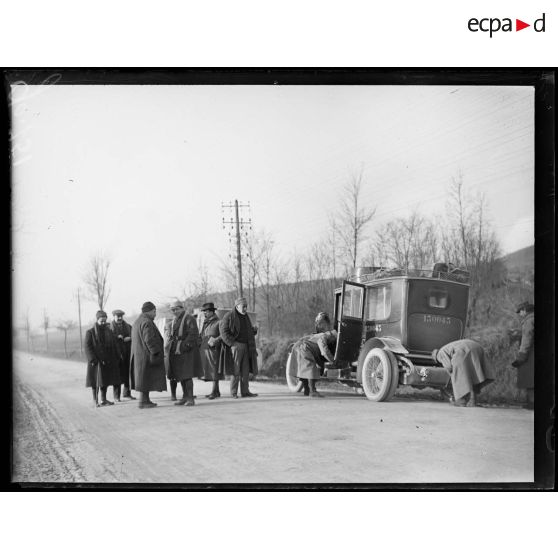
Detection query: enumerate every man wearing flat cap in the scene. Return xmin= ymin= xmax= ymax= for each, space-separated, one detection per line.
xmin=165 ymin=300 xmax=203 ymax=406
xmin=199 ymin=302 xmax=223 ymax=399
xmin=85 ymin=310 xmax=120 ymax=407
xmin=511 ymin=301 xmax=535 ymax=409
xmin=109 ymin=309 xmax=135 ymax=401
xmin=219 ymin=296 xmax=259 ymax=398
xmin=130 ymin=301 xmax=167 ymax=409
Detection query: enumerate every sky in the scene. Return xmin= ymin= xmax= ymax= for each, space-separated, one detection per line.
xmin=11 ymin=83 xmax=534 ymax=328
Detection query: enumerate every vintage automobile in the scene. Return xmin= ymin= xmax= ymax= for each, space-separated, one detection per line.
xmin=285 ymin=263 xmax=471 ymax=401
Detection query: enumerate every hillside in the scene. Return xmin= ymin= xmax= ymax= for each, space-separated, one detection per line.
xmin=500 ymin=245 xmax=534 ymax=274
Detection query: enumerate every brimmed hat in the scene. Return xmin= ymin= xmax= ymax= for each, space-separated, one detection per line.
xmin=234 ymin=297 xmax=247 ymax=307
xmin=141 ymin=301 xmax=156 ymax=313
xmin=170 ymin=300 xmax=184 ymax=309
xmin=112 ymin=309 xmax=125 ymax=316
xmin=515 ymin=301 xmax=534 ymax=313
xmin=201 ymin=302 xmax=216 ymax=312
xmin=96 ymin=310 xmax=107 ymax=319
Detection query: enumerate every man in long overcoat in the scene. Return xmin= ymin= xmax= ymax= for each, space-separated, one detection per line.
xmin=511 ymin=301 xmax=535 ymax=409
xmin=130 ymin=301 xmax=167 ymax=409
xmin=199 ymin=302 xmax=223 ymax=400
xmin=109 ymin=309 xmax=135 ymax=401
xmin=432 ymin=338 xmax=494 ymax=407
xmin=165 ymin=300 xmax=203 ymax=406
xmin=218 ymin=296 xmax=258 ymax=398
xmin=85 ymin=310 xmax=120 ymax=407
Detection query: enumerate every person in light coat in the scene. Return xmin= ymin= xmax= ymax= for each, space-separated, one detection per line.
xmin=432 ymin=339 xmax=494 ymax=407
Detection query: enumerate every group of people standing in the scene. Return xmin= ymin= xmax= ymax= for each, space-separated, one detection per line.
xmin=85 ymin=296 xmax=259 ymax=409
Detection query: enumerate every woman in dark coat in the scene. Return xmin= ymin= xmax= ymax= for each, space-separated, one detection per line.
xmin=512 ymin=302 xmax=535 ymax=409
xmin=130 ymin=301 xmax=167 ymax=409
xmin=292 ymin=329 xmax=337 ymax=398
xmin=199 ymin=302 xmax=223 ymax=399
xmin=85 ymin=310 xmax=120 ymax=407
xmin=166 ymin=301 xmax=203 ymax=406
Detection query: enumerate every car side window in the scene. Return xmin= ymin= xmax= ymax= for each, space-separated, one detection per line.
xmin=342 ymin=285 xmax=363 ymax=318
xmin=366 ymin=284 xmax=391 ymax=320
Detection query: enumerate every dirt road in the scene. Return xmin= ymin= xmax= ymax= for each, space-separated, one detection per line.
xmin=12 ymin=351 xmax=533 ymax=484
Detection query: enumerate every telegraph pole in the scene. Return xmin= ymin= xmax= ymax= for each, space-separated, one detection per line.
xmin=222 ymin=199 xmax=251 ymax=298
xmin=77 ymin=287 xmax=83 ymax=356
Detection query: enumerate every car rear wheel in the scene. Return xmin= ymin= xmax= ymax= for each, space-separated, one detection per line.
xmin=361 ymin=348 xmax=399 ymax=402
xmin=285 ymin=351 xmax=303 ymax=393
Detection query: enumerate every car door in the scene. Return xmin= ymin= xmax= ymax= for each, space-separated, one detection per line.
xmin=333 ymin=280 xmax=366 ymax=364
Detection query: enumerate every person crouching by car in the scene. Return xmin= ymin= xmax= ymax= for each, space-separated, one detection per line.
xmin=218 ymin=297 xmax=259 ymax=398
xmin=292 ymin=327 xmax=338 ymax=398
xmin=432 ymin=339 xmax=494 ymax=407
xmin=199 ymin=302 xmax=223 ymax=400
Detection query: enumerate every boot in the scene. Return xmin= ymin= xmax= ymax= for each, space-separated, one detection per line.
xmin=100 ymin=387 xmax=114 ymax=406
xmin=467 ymin=391 xmax=477 ymax=407
xmin=170 ymin=379 xmax=178 ymax=401
xmin=185 ymin=379 xmax=195 ymax=406
xmin=302 ymin=379 xmax=310 ymax=396
xmin=122 ymin=385 xmax=136 ymax=400
xmin=139 ymin=391 xmax=156 ymax=409
xmin=309 ymin=379 xmax=324 ymax=398
xmin=114 ymin=385 xmax=121 ymax=402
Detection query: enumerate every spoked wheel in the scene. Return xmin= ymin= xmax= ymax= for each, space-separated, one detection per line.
xmin=361 ymin=348 xmax=399 ymax=402
xmin=285 ymin=351 xmax=303 ymax=393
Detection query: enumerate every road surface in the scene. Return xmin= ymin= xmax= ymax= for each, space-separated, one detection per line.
xmin=12 ymin=351 xmax=533 ymax=484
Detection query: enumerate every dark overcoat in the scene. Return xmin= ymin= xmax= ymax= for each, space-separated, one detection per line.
xmin=436 ymin=339 xmax=494 ymax=401
xmin=292 ymin=331 xmax=337 ymax=380
xmin=130 ymin=312 xmax=167 ymax=392
xmin=516 ymin=312 xmax=534 ymax=389
xmin=218 ymin=309 xmax=258 ymax=377
xmin=85 ymin=324 xmax=120 ymax=388
xmin=109 ymin=320 xmax=132 ymax=384
xmin=200 ymin=313 xmax=224 ymax=381
xmin=166 ymin=312 xmax=203 ymax=381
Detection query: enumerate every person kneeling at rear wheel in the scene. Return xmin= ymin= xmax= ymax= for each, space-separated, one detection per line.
xmin=292 ymin=328 xmax=338 ymax=398
xmin=432 ymin=339 xmax=494 ymax=407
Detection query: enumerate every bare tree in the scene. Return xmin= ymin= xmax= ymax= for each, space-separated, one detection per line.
xmin=56 ymin=320 xmax=77 ymax=358
xmin=42 ymin=308 xmax=50 ymax=351
xmin=84 ymin=253 xmax=111 ymax=310
xmin=374 ymin=212 xmax=440 ymax=271
xmin=332 ymin=169 xmax=376 ymax=270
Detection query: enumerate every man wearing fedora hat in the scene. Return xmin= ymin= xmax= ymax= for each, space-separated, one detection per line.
xmin=199 ymin=302 xmax=223 ymax=399
xmin=511 ymin=301 xmax=535 ymax=409
xmin=219 ymin=296 xmax=259 ymax=398
xmin=109 ymin=309 xmax=135 ymax=401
